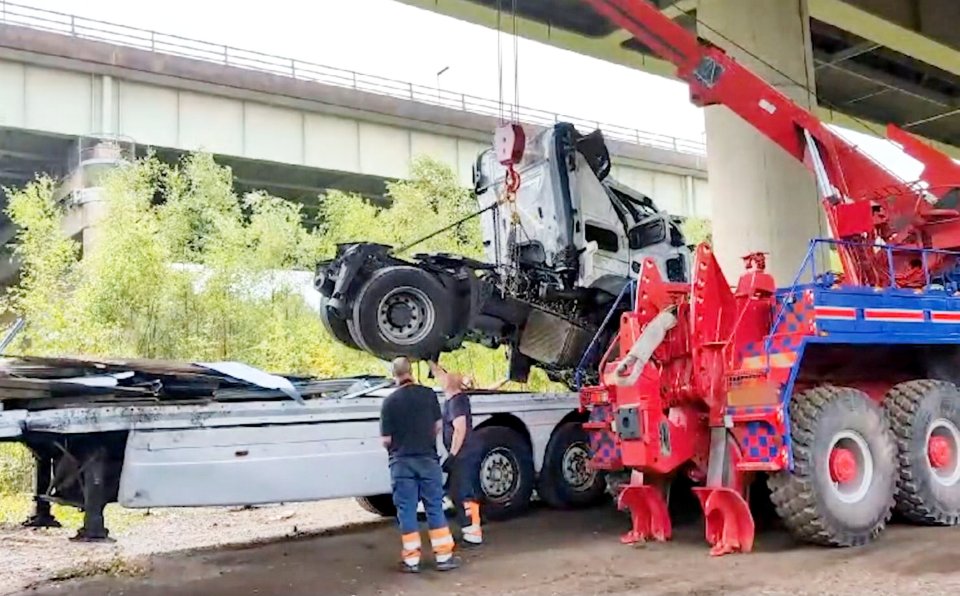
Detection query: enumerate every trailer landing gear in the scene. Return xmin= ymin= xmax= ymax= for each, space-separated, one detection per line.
xmin=22 ymin=452 xmax=61 ymax=529
xmin=71 ymin=447 xmax=113 ymax=543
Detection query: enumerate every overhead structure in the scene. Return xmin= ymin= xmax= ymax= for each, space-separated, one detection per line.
xmin=397 ymin=0 xmax=960 ymax=153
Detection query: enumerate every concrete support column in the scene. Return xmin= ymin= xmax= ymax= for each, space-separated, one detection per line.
xmin=100 ymin=75 xmax=114 ymax=135
xmin=61 ymin=190 xmax=108 ymax=257
xmin=697 ymin=0 xmax=825 ymax=283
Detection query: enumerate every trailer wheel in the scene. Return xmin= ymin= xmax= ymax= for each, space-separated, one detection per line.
xmin=320 ymin=296 xmax=360 ymax=350
xmin=472 ymin=426 xmax=535 ymax=521
xmin=538 ymin=422 xmax=606 ymax=509
xmin=349 ymin=266 xmax=451 ymax=360
xmin=768 ymin=385 xmax=896 ymax=547
xmin=885 ymin=380 xmax=960 ymax=525
xmin=356 ymin=494 xmax=397 ymax=518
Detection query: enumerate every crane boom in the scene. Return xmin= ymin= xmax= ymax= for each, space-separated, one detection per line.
xmin=583 ymin=0 xmax=960 ymax=287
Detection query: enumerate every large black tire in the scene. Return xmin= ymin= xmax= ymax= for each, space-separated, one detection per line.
xmin=349 ymin=266 xmax=451 ymax=360
xmin=355 ymin=494 xmax=397 ymax=518
xmin=538 ymin=422 xmax=606 ymax=509
xmin=471 ymin=426 xmax=535 ymax=521
xmin=885 ymin=380 xmax=960 ymax=525
xmin=768 ymin=385 xmax=897 ymax=547
xmin=319 ymin=296 xmax=359 ymax=350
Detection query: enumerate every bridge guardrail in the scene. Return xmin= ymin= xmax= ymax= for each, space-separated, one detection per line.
xmin=0 ymin=1 xmax=706 ymax=156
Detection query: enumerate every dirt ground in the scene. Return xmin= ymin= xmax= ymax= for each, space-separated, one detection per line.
xmin=0 ymin=499 xmax=382 ymax=595
xmin=12 ymin=502 xmax=960 ymax=596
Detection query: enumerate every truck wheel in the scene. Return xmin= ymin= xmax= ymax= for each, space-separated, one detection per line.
xmin=538 ymin=422 xmax=606 ymax=509
xmin=356 ymin=494 xmax=397 ymax=518
xmin=349 ymin=266 xmax=451 ymax=360
xmin=768 ymin=385 xmax=896 ymax=547
xmin=320 ymin=296 xmax=359 ymax=350
xmin=885 ymin=380 xmax=960 ymax=525
xmin=473 ymin=426 xmax=535 ymax=521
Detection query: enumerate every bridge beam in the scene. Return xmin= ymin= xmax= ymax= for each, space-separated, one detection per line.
xmin=698 ymin=0 xmax=825 ymax=282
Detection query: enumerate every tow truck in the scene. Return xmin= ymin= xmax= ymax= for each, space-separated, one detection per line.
xmin=319 ymin=0 xmax=960 ymax=557
xmin=575 ymin=0 xmax=960 ymax=556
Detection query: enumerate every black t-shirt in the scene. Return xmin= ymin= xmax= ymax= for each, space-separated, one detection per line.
xmin=442 ymin=392 xmax=473 ymax=454
xmin=380 ymin=383 xmax=441 ymax=460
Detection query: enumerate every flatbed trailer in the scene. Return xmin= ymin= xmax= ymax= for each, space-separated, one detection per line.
xmin=0 ymin=379 xmax=605 ymax=540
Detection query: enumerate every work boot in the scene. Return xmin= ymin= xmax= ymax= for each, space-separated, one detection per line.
xmin=435 ymin=555 xmax=462 ymax=572
xmin=398 ymin=562 xmax=421 ymax=574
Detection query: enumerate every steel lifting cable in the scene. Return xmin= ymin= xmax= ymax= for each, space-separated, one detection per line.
xmin=396 ymin=1 xmax=524 ymax=260
xmin=393 ymin=201 xmax=500 ymax=255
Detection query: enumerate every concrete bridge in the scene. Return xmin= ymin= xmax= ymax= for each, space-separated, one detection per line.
xmin=0 ymin=2 xmax=711 ymax=266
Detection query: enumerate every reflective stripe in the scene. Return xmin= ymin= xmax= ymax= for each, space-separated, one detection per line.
xmin=463 ymin=524 xmax=482 ymax=536
xmin=401 ymin=531 xmax=421 ymax=564
xmin=465 ymin=501 xmax=481 ymax=526
xmin=430 ymin=528 xmax=454 ymax=561
xmin=435 ymin=551 xmax=452 ymax=563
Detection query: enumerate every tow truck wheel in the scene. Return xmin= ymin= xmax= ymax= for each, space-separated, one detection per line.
xmin=768 ymin=385 xmax=896 ymax=547
xmin=885 ymin=380 xmax=960 ymax=525
xmin=472 ymin=426 xmax=535 ymax=521
xmin=538 ymin=422 xmax=606 ymax=509
xmin=319 ymin=296 xmax=360 ymax=350
xmin=356 ymin=494 xmax=397 ymax=518
xmin=349 ymin=266 xmax=451 ymax=360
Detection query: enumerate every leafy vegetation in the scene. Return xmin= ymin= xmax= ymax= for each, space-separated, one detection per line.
xmin=681 ymin=216 xmax=712 ymax=246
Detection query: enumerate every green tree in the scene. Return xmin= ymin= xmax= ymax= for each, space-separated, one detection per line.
xmin=681 ymin=217 xmax=712 ymax=245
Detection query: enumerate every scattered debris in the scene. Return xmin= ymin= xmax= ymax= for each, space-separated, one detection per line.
xmin=0 ymin=355 xmax=388 ymax=410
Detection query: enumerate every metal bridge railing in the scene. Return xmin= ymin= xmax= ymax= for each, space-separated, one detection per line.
xmin=0 ymin=1 xmax=707 ymax=156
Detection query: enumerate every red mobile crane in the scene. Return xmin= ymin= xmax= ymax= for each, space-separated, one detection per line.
xmin=578 ymin=0 xmax=960 ymax=556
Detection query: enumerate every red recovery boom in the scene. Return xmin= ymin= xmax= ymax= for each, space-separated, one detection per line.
xmin=584 ymin=0 xmax=960 ymax=287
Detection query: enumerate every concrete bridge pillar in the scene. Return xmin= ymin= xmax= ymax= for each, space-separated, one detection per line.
xmin=697 ymin=0 xmax=826 ymax=283
xmin=59 ymin=135 xmax=133 ymax=256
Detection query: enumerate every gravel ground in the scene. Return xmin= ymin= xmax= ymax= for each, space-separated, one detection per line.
xmin=11 ymin=503 xmax=960 ymax=596
xmin=0 ymin=499 xmax=382 ymax=595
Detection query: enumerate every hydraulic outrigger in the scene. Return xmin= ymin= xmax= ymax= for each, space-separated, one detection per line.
xmin=579 ymin=0 xmax=960 ymax=556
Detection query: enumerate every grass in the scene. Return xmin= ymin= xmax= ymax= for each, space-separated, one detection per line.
xmin=50 ymin=556 xmax=149 ymax=582
xmin=0 ymin=494 xmax=151 ymax=532
xmin=0 ymin=443 xmax=34 ymax=495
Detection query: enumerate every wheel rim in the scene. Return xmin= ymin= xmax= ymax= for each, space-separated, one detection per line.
xmin=926 ymin=418 xmax=960 ymax=486
xmin=826 ymin=430 xmax=874 ymax=504
xmin=561 ymin=442 xmax=596 ymax=491
xmin=480 ymin=448 xmax=518 ymax=501
xmin=375 ymin=286 xmax=436 ymax=346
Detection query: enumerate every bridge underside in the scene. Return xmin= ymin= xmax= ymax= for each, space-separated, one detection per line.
xmin=398 ymin=0 xmax=960 ymax=155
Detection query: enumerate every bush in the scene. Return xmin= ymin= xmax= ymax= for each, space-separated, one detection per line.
xmin=0 ymin=444 xmax=34 ymax=495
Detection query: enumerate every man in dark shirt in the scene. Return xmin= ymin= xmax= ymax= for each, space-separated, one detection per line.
xmin=429 ymin=361 xmax=483 ymax=546
xmin=380 ymin=357 xmax=459 ymax=573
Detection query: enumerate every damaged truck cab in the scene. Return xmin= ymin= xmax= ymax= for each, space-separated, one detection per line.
xmin=315 ymin=123 xmax=691 ymax=385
